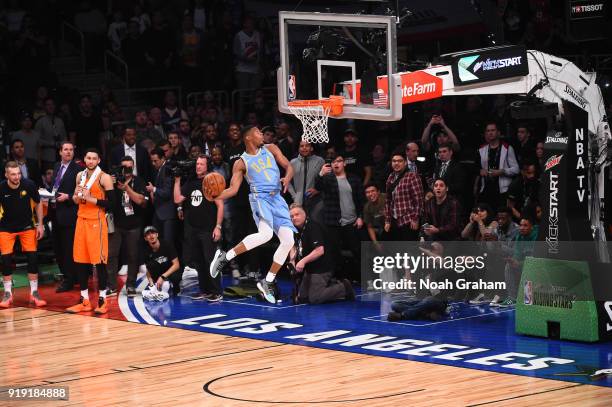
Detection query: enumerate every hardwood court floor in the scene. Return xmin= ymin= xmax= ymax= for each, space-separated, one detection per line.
xmin=1 ymin=307 xmax=611 ymax=406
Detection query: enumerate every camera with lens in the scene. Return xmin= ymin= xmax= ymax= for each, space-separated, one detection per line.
xmin=111 ymin=165 xmax=133 ymax=184
xmin=168 ymin=159 xmax=196 ymax=179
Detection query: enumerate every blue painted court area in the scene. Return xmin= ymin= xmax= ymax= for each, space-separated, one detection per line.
xmin=125 ymin=276 xmax=612 ymax=387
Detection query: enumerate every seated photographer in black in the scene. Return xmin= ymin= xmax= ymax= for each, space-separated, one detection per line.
xmin=142 ymin=226 xmax=180 ymax=300
xmin=388 ymin=242 xmax=454 ymax=321
xmin=289 ymin=203 xmax=355 ymax=304
xmin=107 ymin=156 xmax=148 ymax=296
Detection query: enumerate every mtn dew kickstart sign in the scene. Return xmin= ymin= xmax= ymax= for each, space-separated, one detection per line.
xmin=451 ymin=45 xmax=528 ymax=86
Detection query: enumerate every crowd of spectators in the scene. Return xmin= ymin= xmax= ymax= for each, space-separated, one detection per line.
xmin=0 ymin=1 xmax=611 ymax=314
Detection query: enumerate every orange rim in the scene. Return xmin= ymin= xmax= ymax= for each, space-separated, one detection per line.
xmin=288 ymin=95 xmax=344 ymax=116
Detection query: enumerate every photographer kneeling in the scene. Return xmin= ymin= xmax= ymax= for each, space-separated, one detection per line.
xmin=108 ymin=156 xmax=148 ymax=296
xmin=289 ymin=204 xmax=355 ymax=304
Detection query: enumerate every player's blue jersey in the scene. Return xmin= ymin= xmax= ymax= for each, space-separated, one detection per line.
xmin=241 ymin=146 xmax=281 ymax=193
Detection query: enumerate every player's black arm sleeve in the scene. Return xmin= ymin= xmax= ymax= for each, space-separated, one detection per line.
xmin=95 ymin=190 xmax=116 ymax=210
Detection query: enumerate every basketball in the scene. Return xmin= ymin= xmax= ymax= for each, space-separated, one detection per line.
xmin=203 ymin=172 xmax=226 ymax=201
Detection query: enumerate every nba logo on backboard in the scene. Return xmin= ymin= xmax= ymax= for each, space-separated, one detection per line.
xmin=524 ymin=280 xmax=533 ymax=305
xmin=288 ymin=75 xmax=296 ymax=100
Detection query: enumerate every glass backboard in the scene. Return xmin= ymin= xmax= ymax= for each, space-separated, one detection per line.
xmin=277 ymin=11 xmax=402 ymax=121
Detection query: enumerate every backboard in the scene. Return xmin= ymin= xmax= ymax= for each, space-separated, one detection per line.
xmin=277 ymin=11 xmax=402 ymax=121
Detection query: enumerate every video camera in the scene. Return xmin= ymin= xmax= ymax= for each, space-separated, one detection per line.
xmin=110 ymin=165 xmax=133 ymax=184
xmin=167 ymin=159 xmax=196 ymax=179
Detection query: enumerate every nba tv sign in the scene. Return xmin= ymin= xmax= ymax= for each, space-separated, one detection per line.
xmin=451 ymin=46 xmax=528 ymax=86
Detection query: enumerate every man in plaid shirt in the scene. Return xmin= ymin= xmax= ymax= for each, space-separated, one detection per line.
xmin=384 ymin=149 xmax=424 ymax=241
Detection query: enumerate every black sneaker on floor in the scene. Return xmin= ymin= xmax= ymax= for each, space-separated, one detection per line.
xmin=210 ymin=249 xmax=227 ymax=278
xmin=387 ymin=311 xmax=403 ymax=322
xmin=342 ymin=279 xmax=356 ymax=301
xmin=126 ymin=287 xmax=137 ymax=297
xmin=206 ymin=294 xmax=223 ymax=303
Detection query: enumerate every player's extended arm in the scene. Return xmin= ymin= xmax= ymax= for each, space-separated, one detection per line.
xmin=214 ymin=160 xmax=245 ymax=201
xmin=267 ymin=143 xmax=293 ymax=193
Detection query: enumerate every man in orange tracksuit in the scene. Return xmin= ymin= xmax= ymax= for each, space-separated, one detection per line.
xmin=66 ymin=149 xmax=115 ymax=314
xmin=0 ymin=161 xmax=46 ymax=308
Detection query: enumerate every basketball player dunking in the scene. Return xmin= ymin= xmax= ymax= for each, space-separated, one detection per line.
xmin=209 ymin=126 xmax=296 ymax=303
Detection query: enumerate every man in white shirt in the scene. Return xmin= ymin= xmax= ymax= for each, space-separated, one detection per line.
xmin=233 ymin=15 xmax=262 ymax=90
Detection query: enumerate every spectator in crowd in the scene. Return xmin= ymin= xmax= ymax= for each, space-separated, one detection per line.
xmin=421 ymin=178 xmax=462 ymax=241
xmin=146 ymin=148 xmax=177 ymax=244
xmin=69 ymin=95 xmax=105 ymax=158
xmin=177 ymin=119 xmax=192 ymax=151
xmin=107 ymin=156 xmax=147 ymax=296
xmin=431 ymin=142 xmax=466 ymax=201
xmin=202 ymin=123 xmax=220 ymax=156
xmin=131 ymin=3 xmax=151 ymax=34
xmin=149 ymin=107 xmax=166 ymax=140
xmin=35 ymin=97 xmax=67 ymax=168
xmin=501 ymin=216 xmax=538 ymax=307
xmin=535 ymin=141 xmax=545 ymax=173
xmin=143 ymin=12 xmax=175 ymax=86
xmin=339 ymin=129 xmax=372 ymax=185
xmin=262 ymin=125 xmax=276 ymax=145
xmin=315 ymin=153 xmax=364 ymax=281
xmin=507 ymin=160 xmax=540 ymax=221
xmin=167 ymin=132 xmax=188 ymax=160
xmin=363 ymin=183 xmax=386 ymax=251
xmin=477 ymin=121 xmax=519 ymax=210
xmin=174 ymin=155 xmax=223 ymax=302
xmin=12 ymin=113 xmax=41 ymax=164
xmin=74 ymin=1 xmax=107 ymax=69
xmin=420 ymin=113 xmax=461 ymax=154
xmin=233 ymin=14 xmax=262 ymax=90
xmin=288 ymin=140 xmax=324 ymax=213
xmin=41 ymin=167 xmax=54 ymax=191
xmin=275 ymin=122 xmax=296 ymax=161
xmin=8 ymin=139 xmax=41 ymax=187
xmin=496 ymin=206 xmax=519 ymax=248
xmin=111 ymin=127 xmax=152 ymax=183
xmin=370 ymin=143 xmax=389 ymax=190
xmin=178 ymin=12 xmax=204 ymax=93
xmin=513 ymin=124 xmax=536 ymax=165
xmin=189 ymin=144 xmax=202 ymax=159
xmin=52 ymin=142 xmax=80 ymax=293
xmin=384 ymin=150 xmax=424 ymax=241
xmin=142 ymin=226 xmax=180 ymax=301
xmin=161 ymin=90 xmax=188 ymax=133
xmin=157 ymin=139 xmax=173 ymax=160
xmin=405 ymin=141 xmax=428 ymax=192
xmin=289 ymin=204 xmax=355 ymax=304
xmin=134 ymin=110 xmax=161 ymax=145
xmin=107 ymin=10 xmax=127 ymax=54
xmin=121 ymin=20 xmax=146 ymax=85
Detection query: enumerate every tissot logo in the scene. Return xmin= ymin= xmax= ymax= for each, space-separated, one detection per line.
xmin=544 ymin=154 xmax=563 ymax=171
xmin=572 ymin=4 xmax=604 ymax=13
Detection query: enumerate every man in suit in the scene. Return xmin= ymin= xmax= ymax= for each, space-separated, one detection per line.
xmin=146 ymin=148 xmax=177 ymax=246
xmin=51 ymin=142 xmax=81 ymax=292
xmin=8 ymin=139 xmax=41 ymax=187
xmin=110 ymin=127 xmax=152 ymax=183
xmin=432 ymin=142 xmax=466 ymax=201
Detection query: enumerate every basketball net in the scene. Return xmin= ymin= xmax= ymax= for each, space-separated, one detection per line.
xmin=288 ymin=96 xmax=343 ymax=144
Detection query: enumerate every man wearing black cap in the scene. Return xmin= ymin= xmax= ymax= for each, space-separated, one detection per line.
xmin=142 ymin=225 xmax=180 ymax=299
xmin=339 ymin=129 xmax=372 ymax=186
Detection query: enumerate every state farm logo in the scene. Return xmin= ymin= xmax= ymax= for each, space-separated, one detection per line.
xmin=400 ymin=71 xmax=442 ymax=104
xmin=545 ymin=154 xmax=563 ymax=171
